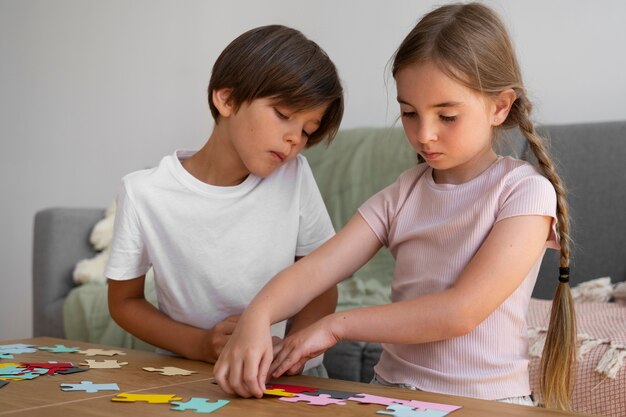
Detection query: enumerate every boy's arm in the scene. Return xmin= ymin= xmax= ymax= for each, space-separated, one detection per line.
xmin=108 ymin=276 xmax=238 ymax=363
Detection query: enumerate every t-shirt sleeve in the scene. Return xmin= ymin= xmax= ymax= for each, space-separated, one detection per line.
xmin=496 ymin=173 xmax=560 ymax=249
xmin=104 ymin=177 xmax=152 ymax=280
xmin=295 ymin=157 xmax=336 ymax=256
xmin=357 ymin=178 xmax=403 ymax=248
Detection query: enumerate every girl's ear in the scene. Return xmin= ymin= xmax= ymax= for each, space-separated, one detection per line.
xmin=492 ymin=88 xmax=516 ymax=126
xmin=212 ymin=88 xmax=235 ymax=118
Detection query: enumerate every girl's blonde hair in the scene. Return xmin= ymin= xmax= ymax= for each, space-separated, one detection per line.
xmin=392 ymin=3 xmax=576 ymax=410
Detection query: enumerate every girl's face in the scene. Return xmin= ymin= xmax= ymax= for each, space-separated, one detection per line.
xmin=395 ymin=61 xmax=503 ymax=184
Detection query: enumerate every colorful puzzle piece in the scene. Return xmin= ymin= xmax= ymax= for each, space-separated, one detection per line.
xmin=279 ymin=393 xmax=347 ymax=406
xmin=80 ymin=360 xmax=128 ymax=369
xmin=348 ymin=393 xmax=400 ymax=406
xmin=39 ymin=344 xmax=81 ymax=353
xmin=170 ymin=398 xmax=230 ymax=413
xmin=0 ymin=344 xmax=37 ymax=354
xmin=77 ymin=349 xmax=127 ymax=357
xmin=265 ymin=383 xmax=318 ymax=394
xmin=143 ymin=366 xmax=196 ymax=376
xmin=60 ymin=380 xmax=120 ymax=393
xmin=21 ymin=361 xmax=74 ymax=375
xmin=56 ymin=366 xmax=88 ymax=375
xmin=263 ymin=388 xmax=296 ymax=397
xmin=307 ymin=388 xmax=358 ymax=399
xmin=377 ymin=404 xmax=450 ymax=417
xmin=400 ymin=400 xmax=462 ymax=413
xmin=112 ymin=393 xmax=183 ymax=404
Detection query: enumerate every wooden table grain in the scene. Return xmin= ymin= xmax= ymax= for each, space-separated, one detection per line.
xmin=0 ymin=337 xmax=592 ymax=417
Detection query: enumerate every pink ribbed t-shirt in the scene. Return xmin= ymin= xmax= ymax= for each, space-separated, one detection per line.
xmin=358 ymin=156 xmax=559 ymax=400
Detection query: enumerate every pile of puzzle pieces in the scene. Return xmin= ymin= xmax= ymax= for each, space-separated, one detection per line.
xmin=1 ymin=343 xmax=463 ymax=416
xmin=263 ymin=383 xmax=462 ymax=417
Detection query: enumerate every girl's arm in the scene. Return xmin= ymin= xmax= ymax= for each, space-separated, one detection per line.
xmin=213 ymin=213 xmax=383 ymax=397
xmin=270 ymin=214 xmax=552 ymax=377
xmin=108 ymin=276 xmax=239 ymax=362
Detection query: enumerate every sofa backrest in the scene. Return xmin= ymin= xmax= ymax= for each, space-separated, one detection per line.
xmin=532 ymin=121 xmax=626 ymax=298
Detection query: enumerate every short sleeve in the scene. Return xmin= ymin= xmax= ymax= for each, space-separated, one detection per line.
xmin=358 ymin=179 xmax=403 ymax=248
xmin=497 ymin=173 xmax=560 ymax=249
xmin=105 ymin=178 xmax=151 ymax=280
xmin=295 ymin=157 xmax=336 ymax=256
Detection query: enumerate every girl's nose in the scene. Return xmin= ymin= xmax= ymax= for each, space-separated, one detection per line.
xmin=416 ymin=123 xmax=437 ymax=143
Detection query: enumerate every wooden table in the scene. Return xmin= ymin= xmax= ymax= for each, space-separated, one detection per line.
xmin=0 ymin=337 xmax=592 ymax=417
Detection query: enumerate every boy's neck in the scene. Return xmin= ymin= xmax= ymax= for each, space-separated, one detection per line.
xmin=181 ymin=130 xmax=250 ymax=187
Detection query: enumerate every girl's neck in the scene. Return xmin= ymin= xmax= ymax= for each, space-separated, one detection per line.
xmin=432 ymin=148 xmax=498 ymax=185
xmin=181 ymin=129 xmax=250 ymax=187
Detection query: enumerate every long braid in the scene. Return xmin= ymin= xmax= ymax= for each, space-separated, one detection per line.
xmin=513 ymin=93 xmax=577 ymax=410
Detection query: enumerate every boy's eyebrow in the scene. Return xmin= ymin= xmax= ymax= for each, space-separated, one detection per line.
xmin=397 ymin=97 xmax=463 ymax=108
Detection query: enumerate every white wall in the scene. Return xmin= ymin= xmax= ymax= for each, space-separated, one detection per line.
xmin=1 ymin=0 xmax=625 ymax=339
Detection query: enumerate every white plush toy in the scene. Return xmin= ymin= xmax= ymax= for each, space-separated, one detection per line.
xmin=72 ymin=201 xmax=117 ymax=284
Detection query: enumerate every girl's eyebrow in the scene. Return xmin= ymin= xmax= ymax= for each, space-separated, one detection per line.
xmin=397 ymin=97 xmax=463 ymax=109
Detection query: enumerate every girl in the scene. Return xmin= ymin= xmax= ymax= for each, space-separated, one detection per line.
xmin=214 ymin=3 xmax=576 ymax=411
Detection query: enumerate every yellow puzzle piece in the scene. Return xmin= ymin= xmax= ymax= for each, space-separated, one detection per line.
xmin=111 ymin=393 xmax=183 ymax=404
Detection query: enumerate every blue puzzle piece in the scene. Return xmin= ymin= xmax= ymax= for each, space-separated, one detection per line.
xmin=0 ymin=366 xmax=26 ymax=376
xmin=60 ymin=380 xmax=120 ymax=393
xmin=0 ymin=381 xmax=8 ymax=389
xmin=0 ymin=352 xmax=14 ymax=359
xmin=170 ymin=398 xmax=230 ymax=413
xmin=39 ymin=345 xmax=81 ymax=353
xmin=377 ymin=404 xmax=450 ymax=417
xmin=0 ymin=344 xmax=37 ymax=354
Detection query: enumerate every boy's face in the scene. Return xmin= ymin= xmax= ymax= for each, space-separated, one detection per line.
xmin=224 ymin=97 xmax=327 ymax=178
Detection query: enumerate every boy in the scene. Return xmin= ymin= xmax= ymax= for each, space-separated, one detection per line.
xmin=106 ymin=25 xmax=343 ymax=375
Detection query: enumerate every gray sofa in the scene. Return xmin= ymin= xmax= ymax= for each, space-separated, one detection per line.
xmin=33 ymin=120 xmax=626 ymax=386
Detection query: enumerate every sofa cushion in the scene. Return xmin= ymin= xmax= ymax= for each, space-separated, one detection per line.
xmin=304 ymin=127 xmax=417 ymax=309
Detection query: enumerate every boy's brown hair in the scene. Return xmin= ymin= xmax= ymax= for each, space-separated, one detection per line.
xmin=208 ymin=25 xmax=343 ymax=146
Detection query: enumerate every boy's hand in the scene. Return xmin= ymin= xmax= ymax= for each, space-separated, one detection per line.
xmin=213 ymin=317 xmax=274 ymax=398
xmin=203 ymin=315 xmax=240 ymax=363
xmin=269 ymin=316 xmax=339 ymax=378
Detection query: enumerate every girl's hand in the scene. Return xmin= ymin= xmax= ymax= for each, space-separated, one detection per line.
xmin=213 ymin=318 xmax=274 ymax=398
xmin=269 ymin=315 xmax=339 ymax=378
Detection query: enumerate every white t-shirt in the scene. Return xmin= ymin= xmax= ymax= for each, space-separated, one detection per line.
xmin=106 ymin=151 xmax=334 ymax=367
xmin=359 ymin=156 xmax=558 ymax=400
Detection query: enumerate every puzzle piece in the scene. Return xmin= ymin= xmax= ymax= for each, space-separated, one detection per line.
xmin=0 ymin=344 xmax=37 ymax=354
xmin=279 ymin=393 xmax=346 ymax=406
xmin=377 ymin=404 xmax=450 ymax=417
xmin=0 ymin=381 xmax=8 ymax=389
xmin=170 ymin=398 xmax=230 ymax=413
xmin=56 ymin=366 xmax=89 ymax=375
xmin=263 ymin=388 xmax=296 ymax=397
xmin=22 ymin=362 xmax=74 ymax=375
xmin=0 ymin=364 xmax=46 ymax=381
xmin=39 ymin=344 xmax=81 ymax=353
xmin=265 ymin=383 xmax=318 ymax=394
xmin=80 ymin=360 xmax=128 ymax=369
xmin=77 ymin=349 xmax=126 ymax=357
xmin=348 ymin=393 xmax=400 ymax=406
xmin=112 ymin=393 xmax=183 ymax=404
xmin=306 ymin=388 xmax=358 ymax=399
xmin=0 ymin=366 xmax=27 ymax=376
xmin=61 ymin=380 xmax=120 ymax=393
xmin=0 ymin=352 xmax=14 ymax=359
xmin=400 ymin=400 xmax=462 ymax=413
xmin=143 ymin=366 xmax=196 ymax=376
